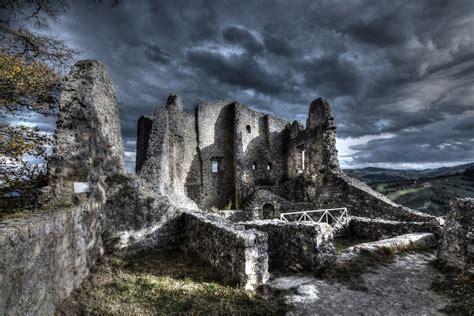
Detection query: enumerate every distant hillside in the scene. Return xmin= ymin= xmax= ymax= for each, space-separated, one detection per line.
xmin=344 ymin=164 xmax=474 ymax=216
xmin=344 ymin=162 xmax=474 ymax=184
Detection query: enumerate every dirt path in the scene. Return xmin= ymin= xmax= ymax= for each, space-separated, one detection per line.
xmin=268 ymin=252 xmax=450 ymax=315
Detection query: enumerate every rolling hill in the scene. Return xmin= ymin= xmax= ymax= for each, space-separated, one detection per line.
xmin=344 ymin=163 xmax=474 ymax=216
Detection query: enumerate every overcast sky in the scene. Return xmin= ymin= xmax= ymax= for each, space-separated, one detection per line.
xmin=42 ymin=0 xmax=474 ymax=171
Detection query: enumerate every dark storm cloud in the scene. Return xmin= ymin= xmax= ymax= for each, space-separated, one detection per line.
xmin=186 ymin=49 xmax=288 ymax=95
xmin=298 ymin=54 xmax=364 ymax=97
xmin=263 ymin=33 xmax=296 ymax=57
xmin=222 ymin=26 xmax=264 ymax=54
xmin=46 ymin=0 xmax=474 ymax=169
xmin=144 ymin=45 xmax=173 ymax=64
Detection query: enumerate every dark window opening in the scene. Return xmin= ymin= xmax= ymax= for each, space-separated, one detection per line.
xmin=252 ymin=162 xmax=257 ymax=170
xmin=211 ymin=160 xmax=219 ymax=173
xmin=267 ymin=162 xmax=272 ymax=170
xmin=246 ymin=125 xmax=251 ymax=133
xmin=262 ymin=203 xmax=276 ymax=219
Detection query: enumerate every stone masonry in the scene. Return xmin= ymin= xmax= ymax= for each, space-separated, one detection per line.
xmin=437 ymin=198 xmax=474 ymax=273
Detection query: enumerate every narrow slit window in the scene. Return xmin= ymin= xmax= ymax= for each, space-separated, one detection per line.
xmin=302 ymin=150 xmax=305 ymax=170
xmin=267 ymin=162 xmax=272 ymax=170
xmin=252 ymin=162 xmax=257 ymax=170
xmin=211 ymin=160 xmax=219 ymax=173
xmin=246 ymin=125 xmax=251 ymax=133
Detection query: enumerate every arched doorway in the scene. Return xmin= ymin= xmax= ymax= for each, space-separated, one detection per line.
xmin=262 ymin=203 xmax=275 ymax=219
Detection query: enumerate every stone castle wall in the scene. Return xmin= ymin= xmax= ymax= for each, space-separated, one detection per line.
xmin=0 ymin=204 xmax=104 ymax=315
xmin=0 ymin=60 xmax=126 ymax=315
xmin=437 ymin=198 xmax=474 ymax=273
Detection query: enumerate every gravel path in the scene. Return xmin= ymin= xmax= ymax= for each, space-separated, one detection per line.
xmin=268 ymin=252 xmax=450 ymax=315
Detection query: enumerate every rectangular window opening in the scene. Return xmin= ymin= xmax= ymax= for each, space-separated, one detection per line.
xmin=211 ymin=160 xmax=219 ymax=173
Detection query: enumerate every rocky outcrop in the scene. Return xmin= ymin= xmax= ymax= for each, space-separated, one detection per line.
xmin=437 ymin=198 xmax=474 ymax=273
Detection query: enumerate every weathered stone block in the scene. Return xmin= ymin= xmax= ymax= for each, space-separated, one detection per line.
xmin=242 ymin=220 xmax=335 ymax=272
xmin=181 ymin=210 xmax=269 ymax=290
xmin=0 ymin=204 xmax=104 ymax=315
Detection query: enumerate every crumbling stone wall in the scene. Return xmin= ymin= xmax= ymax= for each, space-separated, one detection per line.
xmin=193 ymin=101 xmax=236 ymax=209
xmin=0 ymin=204 xmax=104 ymax=315
xmin=44 ymin=60 xmax=125 ymax=207
xmin=317 ymin=173 xmax=435 ymax=222
xmin=181 ymin=210 xmax=269 ymax=289
xmin=349 ymin=216 xmax=440 ymax=240
xmin=437 ymin=198 xmax=474 ymax=273
xmin=139 ymin=95 xmax=198 ymax=209
xmin=103 ymin=174 xmax=187 ymax=251
xmin=242 ymin=220 xmax=335 ymax=272
xmin=234 ymin=103 xmax=289 ymax=189
xmin=0 ymin=60 xmax=126 ymax=315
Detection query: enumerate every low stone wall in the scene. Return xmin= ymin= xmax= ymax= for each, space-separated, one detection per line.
xmin=181 ymin=210 xmax=269 ymax=290
xmin=349 ymin=216 xmax=440 ymax=240
xmin=337 ymin=233 xmax=437 ymax=265
xmin=241 ymin=220 xmax=335 ymax=272
xmin=437 ymin=198 xmax=474 ymax=273
xmin=0 ymin=203 xmax=104 ymax=315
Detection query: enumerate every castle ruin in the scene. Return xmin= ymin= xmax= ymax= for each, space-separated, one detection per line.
xmin=136 ymin=93 xmax=434 ymax=223
xmin=1 ymin=61 xmax=471 ymax=315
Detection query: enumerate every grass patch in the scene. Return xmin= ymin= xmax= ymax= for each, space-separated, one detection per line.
xmin=387 ymin=187 xmax=422 ymax=200
xmin=57 ymin=249 xmax=279 ymax=315
xmin=430 ymin=261 xmax=474 ymax=315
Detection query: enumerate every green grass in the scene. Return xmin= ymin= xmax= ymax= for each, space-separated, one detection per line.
xmin=387 ymin=187 xmax=422 ymax=200
xmin=57 ymin=249 xmax=279 ymax=315
xmin=371 ymin=174 xmax=474 ymax=215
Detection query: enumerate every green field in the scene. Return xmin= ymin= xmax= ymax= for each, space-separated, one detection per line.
xmin=370 ymin=174 xmax=474 ymax=216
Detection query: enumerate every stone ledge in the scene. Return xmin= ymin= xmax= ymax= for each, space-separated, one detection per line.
xmin=337 ymin=233 xmax=437 ymax=265
xmin=349 ymin=216 xmax=441 ymax=240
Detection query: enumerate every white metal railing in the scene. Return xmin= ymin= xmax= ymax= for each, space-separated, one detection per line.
xmin=280 ymin=207 xmax=348 ymax=233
